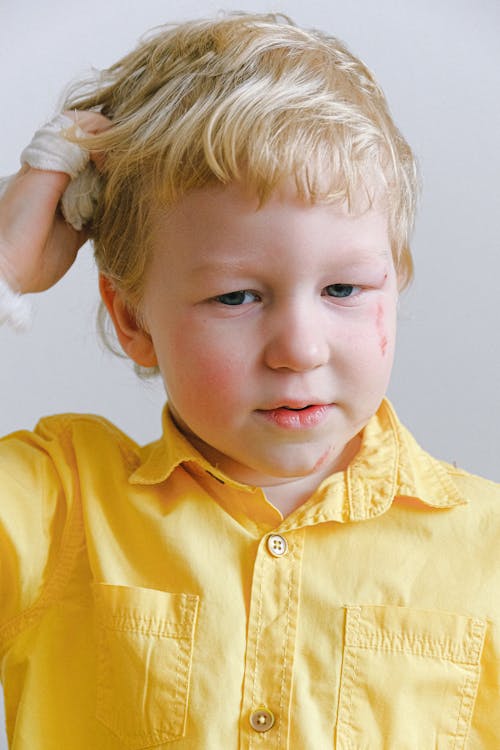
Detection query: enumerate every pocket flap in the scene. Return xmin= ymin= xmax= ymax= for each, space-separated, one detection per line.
xmin=94 ymin=583 xmax=198 ymax=637
xmin=345 ymin=604 xmax=486 ymax=665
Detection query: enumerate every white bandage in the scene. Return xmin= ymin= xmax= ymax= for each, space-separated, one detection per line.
xmin=60 ymin=167 xmax=101 ymax=231
xmin=20 ymin=113 xmax=89 ymax=179
xmin=0 ymin=277 xmax=31 ymax=331
xmin=20 ymin=113 xmax=101 ymax=231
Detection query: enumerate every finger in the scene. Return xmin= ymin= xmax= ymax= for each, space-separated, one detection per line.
xmin=63 ymin=110 xmax=112 ymax=172
xmin=63 ymin=110 xmax=112 ymax=134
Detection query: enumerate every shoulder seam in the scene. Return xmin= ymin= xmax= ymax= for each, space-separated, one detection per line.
xmin=446 ymin=467 xmax=500 ymax=489
xmin=37 ymin=413 xmax=141 ymax=475
xmin=38 ymin=412 xmax=139 ymax=450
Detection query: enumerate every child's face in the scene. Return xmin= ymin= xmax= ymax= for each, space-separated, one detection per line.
xmin=138 ymin=181 xmax=398 ymax=486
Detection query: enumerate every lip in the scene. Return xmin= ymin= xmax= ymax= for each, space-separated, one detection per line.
xmin=255 ymin=403 xmax=332 ymax=430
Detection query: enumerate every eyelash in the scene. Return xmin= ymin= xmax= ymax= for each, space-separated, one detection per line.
xmin=214 ymin=284 xmax=361 ymax=306
xmin=323 ymin=284 xmax=360 ymax=299
xmin=214 ymin=290 xmax=260 ymax=306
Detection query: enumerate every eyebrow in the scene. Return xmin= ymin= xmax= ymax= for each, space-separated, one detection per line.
xmin=190 ymin=250 xmax=391 ymax=276
xmin=341 ymin=248 xmax=391 ymax=261
xmin=189 ymin=259 xmax=259 ymax=277
xmin=333 ymin=251 xmax=391 ymax=269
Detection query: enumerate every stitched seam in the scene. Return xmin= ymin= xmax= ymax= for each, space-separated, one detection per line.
xmin=350 ymin=641 xmax=478 ymax=664
xmin=336 ymin=607 xmax=361 ymax=750
xmin=451 ymin=620 xmax=486 ymax=747
xmin=278 ymin=548 xmax=294 ymax=750
xmin=249 ymin=542 xmax=266 ymax=750
xmin=452 ymin=668 xmax=480 ymax=749
xmin=181 ymin=599 xmax=198 ymax=736
xmin=343 ymin=647 xmax=359 ymax=750
xmin=346 ymin=465 xmax=354 ymax=520
xmin=56 ymin=413 xmax=139 ymax=463
xmin=101 ymin=621 xmax=189 ymax=638
xmin=468 ymin=618 xmax=487 ymax=662
xmin=382 ymin=403 xmax=400 ymax=512
xmin=0 ymin=462 xmax=84 ymax=651
xmin=452 ymin=675 xmax=469 ymax=750
xmin=174 ymin=631 xmax=183 ymax=732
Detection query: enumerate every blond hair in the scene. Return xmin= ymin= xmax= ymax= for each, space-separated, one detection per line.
xmin=65 ymin=12 xmax=418 ymax=312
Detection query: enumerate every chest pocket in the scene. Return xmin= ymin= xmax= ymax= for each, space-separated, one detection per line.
xmin=335 ymin=605 xmax=487 ymax=750
xmin=93 ymin=583 xmax=199 ymax=749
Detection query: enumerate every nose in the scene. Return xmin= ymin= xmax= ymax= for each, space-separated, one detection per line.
xmin=263 ymin=299 xmax=330 ymax=372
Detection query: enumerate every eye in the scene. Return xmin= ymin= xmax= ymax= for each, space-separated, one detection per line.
xmin=323 ymin=284 xmax=360 ymax=299
xmin=214 ymin=290 xmax=259 ymax=306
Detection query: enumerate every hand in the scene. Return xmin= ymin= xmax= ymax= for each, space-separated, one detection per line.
xmin=0 ymin=111 xmax=110 ymax=294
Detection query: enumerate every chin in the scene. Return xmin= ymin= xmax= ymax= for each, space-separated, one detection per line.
xmin=260 ymin=455 xmax=330 ymax=480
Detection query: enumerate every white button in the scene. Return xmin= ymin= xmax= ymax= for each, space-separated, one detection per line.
xmin=267 ymin=534 xmax=288 ymax=557
xmin=249 ymin=708 xmax=275 ymax=732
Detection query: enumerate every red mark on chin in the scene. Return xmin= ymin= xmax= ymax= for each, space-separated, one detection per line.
xmin=376 ymin=302 xmax=388 ymax=357
xmin=313 ymin=447 xmax=332 ymax=471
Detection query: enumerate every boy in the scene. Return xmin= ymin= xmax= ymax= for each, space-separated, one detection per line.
xmin=0 ymin=12 xmax=499 ymax=749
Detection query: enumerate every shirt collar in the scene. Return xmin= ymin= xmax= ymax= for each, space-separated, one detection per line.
xmin=279 ymin=399 xmax=467 ymax=530
xmin=129 ymin=408 xmax=255 ymax=491
xmin=129 ymin=399 xmax=467 ymax=525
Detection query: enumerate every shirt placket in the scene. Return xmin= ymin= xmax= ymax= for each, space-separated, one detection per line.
xmin=240 ymin=528 xmax=305 ymax=749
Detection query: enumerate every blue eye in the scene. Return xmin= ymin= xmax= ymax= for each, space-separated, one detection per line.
xmin=215 ymin=290 xmax=258 ymax=306
xmin=324 ymin=284 xmax=357 ymax=298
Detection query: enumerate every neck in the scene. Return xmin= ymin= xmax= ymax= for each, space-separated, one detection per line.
xmin=262 ymin=433 xmax=361 ymax=517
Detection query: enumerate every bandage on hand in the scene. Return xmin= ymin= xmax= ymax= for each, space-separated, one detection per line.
xmin=0 ymin=111 xmax=110 ymax=327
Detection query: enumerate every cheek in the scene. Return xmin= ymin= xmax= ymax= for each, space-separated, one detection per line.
xmin=165 ymin=325 xmax=248 ymax=404
xmin=199 ymin=358 xmax=244 ymax=395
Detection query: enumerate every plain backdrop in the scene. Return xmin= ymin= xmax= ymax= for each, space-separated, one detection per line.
xmin=1 ymin=0 xmax=499 ymax=745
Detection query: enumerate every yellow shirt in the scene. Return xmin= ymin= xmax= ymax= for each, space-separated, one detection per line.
xmin=0 ymin=399 xmax=499 ymax=749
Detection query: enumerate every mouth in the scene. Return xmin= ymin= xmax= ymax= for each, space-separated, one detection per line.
xmin=280 ymin=405 xmax=313 ymax=411
xmin=255 ymin=403 xmax=332 ymax=429
xmin=262 ymin=399 xmax=331 ymax=410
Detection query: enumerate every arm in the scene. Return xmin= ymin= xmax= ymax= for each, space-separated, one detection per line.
xmin=0 ymin=112 xmax=110 ymax=628
xmin=0 ymin=166 xmax=79 ymax=295
xmin=0 ymin=111 xmax=110 ymax=297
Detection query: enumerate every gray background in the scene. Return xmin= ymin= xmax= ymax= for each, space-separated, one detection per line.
xmin=1 ymin=0 xmax=499 ymax=745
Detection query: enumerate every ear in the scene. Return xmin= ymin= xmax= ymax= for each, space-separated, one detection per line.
xmin=99 ymin=274 xmax=158 ymax=368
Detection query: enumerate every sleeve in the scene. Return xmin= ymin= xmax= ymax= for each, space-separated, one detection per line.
xmin=0 ymin=417 xmax=77 ymax=633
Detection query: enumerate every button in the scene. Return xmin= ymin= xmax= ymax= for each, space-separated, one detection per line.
xmin=249 ymin=708 xmax=275 ymax=732
xmin=267 ymin=534 xmax=288 ymax=557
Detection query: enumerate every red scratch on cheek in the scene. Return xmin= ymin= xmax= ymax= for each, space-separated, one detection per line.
xmin=376 ymin=302 xmax=388 ymax=357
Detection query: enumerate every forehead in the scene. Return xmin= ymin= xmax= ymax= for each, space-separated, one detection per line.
xmin=149 ymin=180 xmax=391 ymax=270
